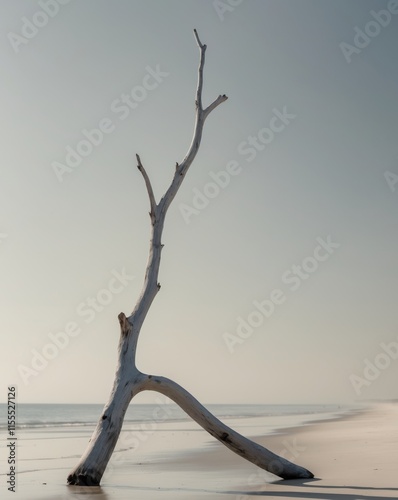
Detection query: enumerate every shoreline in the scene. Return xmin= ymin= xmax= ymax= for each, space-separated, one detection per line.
xmin=238 ymin=402 xmax=398 ymax=497
xmin=1 ymin=402 xmax=396 ymax=499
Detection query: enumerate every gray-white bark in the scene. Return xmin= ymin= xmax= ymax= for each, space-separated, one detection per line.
xmin=67 ymin=30 xmax=313 ymax=487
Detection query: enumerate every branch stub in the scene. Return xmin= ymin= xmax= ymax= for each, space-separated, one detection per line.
xmin=118 ymin=312 xmax=132 ymax=336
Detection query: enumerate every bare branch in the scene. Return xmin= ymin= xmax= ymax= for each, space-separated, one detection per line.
xmin=144 ymin=374 xmax=314 ymax=480
xmin=193 ymin=28 xmax=204 ymax=49
xmin=159 ymin=31 xmax=227 ymax=216
xmin=204 ymin=94 xmax=228 ymax=119
xmin=136 ymin=154 xmax=157 ymax=223
xmin=193 ymin=29 xmax=206 ymax=112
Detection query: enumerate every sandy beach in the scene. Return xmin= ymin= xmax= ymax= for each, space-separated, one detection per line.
xmin=2 ymin=402 xmax=396 ymax=499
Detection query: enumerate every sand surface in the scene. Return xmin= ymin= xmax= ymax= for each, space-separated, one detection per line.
xmin=1 ymin=402 xmax=396 ymax=499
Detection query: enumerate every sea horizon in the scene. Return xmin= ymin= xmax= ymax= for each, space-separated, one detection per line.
xmin=0 ymin=402 xmax=352 ymax=431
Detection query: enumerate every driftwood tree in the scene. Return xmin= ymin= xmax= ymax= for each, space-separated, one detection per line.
xmin=67 ymin=30 xmax=314 ymax=486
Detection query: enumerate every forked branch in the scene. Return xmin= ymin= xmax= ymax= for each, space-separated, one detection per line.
xmin=66 ymin=29 xmax=313 ymax=489
xmin=128 ymin=29 xmax=228 ymax=326
xmin=159 ymin=30 xmax=228 ymax=216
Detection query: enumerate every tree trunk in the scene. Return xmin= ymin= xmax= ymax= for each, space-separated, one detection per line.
xmin=67 ymin=30 xmax=314 ymax=487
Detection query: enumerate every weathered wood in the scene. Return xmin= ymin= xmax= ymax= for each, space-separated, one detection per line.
xmin=143 ymin=374 xmax=314 ymax=480
xmin=67 ymin=30 xmax=313 ymax=487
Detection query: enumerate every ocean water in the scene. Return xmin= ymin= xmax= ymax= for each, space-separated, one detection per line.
xmin=0 ymin=402 xmax=347 ymax=431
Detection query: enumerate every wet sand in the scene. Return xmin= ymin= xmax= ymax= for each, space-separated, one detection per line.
xmin=2 ymin=402 xmax=396 ymax=499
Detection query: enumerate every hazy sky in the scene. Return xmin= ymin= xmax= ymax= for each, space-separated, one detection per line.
xmin=1 ymin=0 xmax=397 ymax=405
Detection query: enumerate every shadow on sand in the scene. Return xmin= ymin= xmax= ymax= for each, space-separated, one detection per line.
xmin=228 ymin=478 xmax=398 ymax=500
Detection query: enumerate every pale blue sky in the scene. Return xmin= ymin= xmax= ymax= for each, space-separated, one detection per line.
xmin=1 ymin=0 xmax=397 ymax=404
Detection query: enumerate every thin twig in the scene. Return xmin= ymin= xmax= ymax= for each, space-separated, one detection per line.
xmin=193 ymin=28 xmax=203 ymax=48
xmin=136 ymin=154 xmax=157 ymax=222
xmin=193 ymin=28 xmax=206 ymax=111
xmin=204 ymin=94 xmax=228 ymax=119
